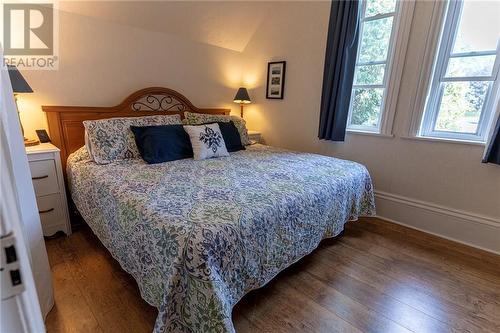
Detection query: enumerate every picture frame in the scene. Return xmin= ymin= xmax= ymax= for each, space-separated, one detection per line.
xmin=266 ymin=61 xmax=286 ymax=99
xmin=36 ymin=129 xmax=51 ymax=143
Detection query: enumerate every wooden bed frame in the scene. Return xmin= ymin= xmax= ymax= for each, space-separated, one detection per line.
xmin=42 ymin=87 xmax=230 ymax=173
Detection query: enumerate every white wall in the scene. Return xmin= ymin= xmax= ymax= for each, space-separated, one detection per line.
xmin=241 ymin=1 xmax=500 ymax=253
xmin=17 ymin=2 xmax=251 ymax=139
xmin=16 ymin=1 xmax=500 ymax=252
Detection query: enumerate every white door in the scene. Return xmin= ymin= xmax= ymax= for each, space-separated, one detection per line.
xmin=1 ymin=54 xmax=50 ymax=332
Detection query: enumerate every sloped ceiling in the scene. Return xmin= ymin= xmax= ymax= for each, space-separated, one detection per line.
xmin=58 ymin=0 xmax=278 ymax=52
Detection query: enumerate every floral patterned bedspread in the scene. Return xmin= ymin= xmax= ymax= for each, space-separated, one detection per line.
xmin=67 ymin=144 xmax=375 ymax=333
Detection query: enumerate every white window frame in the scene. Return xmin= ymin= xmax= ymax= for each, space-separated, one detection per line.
xmin=347 ymin=0 xmax=415 ymax=136
xmin=419 ymin=0 xmax=500 ymax=143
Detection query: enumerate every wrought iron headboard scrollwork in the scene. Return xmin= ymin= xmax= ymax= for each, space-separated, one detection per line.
xmin=42 ymin=87 xmax=230 ymax=176
xmin=123 ymin=87 xmax=199 ymax=113
xmin=131 ymin=94 xmax=190 ymax=112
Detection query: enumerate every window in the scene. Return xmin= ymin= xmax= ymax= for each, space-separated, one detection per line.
xmin=347 ymin=0 xmax=405 ymax=133
xmin=420 ymin=0 xmax=500 ymax=142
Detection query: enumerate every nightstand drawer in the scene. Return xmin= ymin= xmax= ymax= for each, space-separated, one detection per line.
xmin=29 ymin=159 xmax=59 ymax=196
xmin=26 ymin=143 xmax=71 ymax=236
xmin=36 ymin=194 xmax=64 ymax=236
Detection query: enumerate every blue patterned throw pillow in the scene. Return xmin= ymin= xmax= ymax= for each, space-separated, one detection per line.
xmin=84 ymin=115 xmax=182 ymax=164
xmin=183 ymin=124 xmax=229 ymax=160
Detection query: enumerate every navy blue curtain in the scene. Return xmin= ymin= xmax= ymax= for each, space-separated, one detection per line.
xmin=318 ymin=0 xmax=361 ymax=141
xmin=482 ymin=116 xmax=500 ymax=165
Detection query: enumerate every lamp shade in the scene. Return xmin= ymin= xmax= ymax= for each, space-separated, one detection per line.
xmin=7 ymin=65 xmax=33 ymax=93
xmin=233 ymin=87 xmax=251 ymax=104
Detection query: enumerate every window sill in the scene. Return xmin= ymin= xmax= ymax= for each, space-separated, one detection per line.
xmin=401 ymin=135 xmax=485 ymax=146
xmin=346 ymin=129 xmax=394 ymax=138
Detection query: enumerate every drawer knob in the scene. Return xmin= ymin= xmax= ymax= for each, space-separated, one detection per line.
xmin=32 ymin=175 xmax=49 ymax=180
xmin=39 ymin=208 xmax=54 ymax=214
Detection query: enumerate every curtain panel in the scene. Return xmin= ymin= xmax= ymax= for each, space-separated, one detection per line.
xmin=483 ymin=115 xmax=500 ymax=165
xmin=318 ymin=0 xmax=361 ymax=141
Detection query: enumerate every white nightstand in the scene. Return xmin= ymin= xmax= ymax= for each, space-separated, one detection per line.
xmin=247 ymin=130 xmax=262 ymax=144
xmin=26 ymin=143 xmax=71 ymax=237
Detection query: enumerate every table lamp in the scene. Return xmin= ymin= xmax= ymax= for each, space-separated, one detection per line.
xmin=233 ymin=87 xmax=251 ymax=118
xmin=7 ymin=65 xmax=39 ymax=146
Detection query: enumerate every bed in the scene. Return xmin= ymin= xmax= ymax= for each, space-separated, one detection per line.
xmin=44 ymin=88 xmax=376 ymax=333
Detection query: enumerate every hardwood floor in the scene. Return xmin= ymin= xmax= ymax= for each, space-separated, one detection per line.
xmin=44 ymin=217 xmax=500 ymax=333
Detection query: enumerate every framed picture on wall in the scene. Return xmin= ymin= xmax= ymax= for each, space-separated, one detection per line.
xmin=266 ymin=61 xmax=286 ymax=99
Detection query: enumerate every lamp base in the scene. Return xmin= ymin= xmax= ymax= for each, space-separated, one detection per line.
xmin=24 ymin=138 xmax=40 ymax=147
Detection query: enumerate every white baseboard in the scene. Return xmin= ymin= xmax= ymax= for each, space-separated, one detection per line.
xmin=374 ymin=191 xmax=500 ymax=255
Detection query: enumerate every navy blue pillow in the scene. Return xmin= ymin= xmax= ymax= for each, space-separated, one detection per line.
xmin=131 ymin=125 xmax=193 ymax=164
xmin=212 ymin=121 xmax=245 ymax=152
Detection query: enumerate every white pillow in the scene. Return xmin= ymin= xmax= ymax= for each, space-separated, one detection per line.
xmin=184 ymin=112 xmax=251 ymax=146
xmin=183 ymin=124 xmax=229 ymax=160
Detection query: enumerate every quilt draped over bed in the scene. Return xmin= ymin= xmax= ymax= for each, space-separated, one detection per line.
xmin=67 ymin=144 xmax=375 ymax=333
